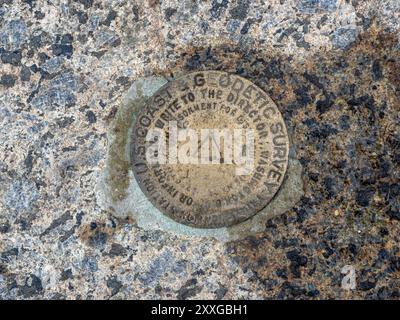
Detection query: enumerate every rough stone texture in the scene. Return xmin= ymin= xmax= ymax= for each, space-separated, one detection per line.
xmin=0 ymin=0 xmax=399 ymax=299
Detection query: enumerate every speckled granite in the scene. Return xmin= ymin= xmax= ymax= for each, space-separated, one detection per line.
xmin=0 ymin=0 xmax=399 ymax=300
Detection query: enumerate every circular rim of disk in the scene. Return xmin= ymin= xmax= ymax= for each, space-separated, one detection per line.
xmin=131 ymin=71 xmax=289 ymax=229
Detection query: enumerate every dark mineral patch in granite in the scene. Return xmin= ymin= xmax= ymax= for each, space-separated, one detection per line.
xmin=108 ymin=243 xmax=127 ymax=257
xmin=1 ymin=49 xmax=22 ymax=66
xmin=210 ymin=0 xmax=229 ymax=19
xmin=20 ymin=66 xmax=31 ymax=82
xmin=164 ymin=7 xmax=177 ymax=21
xmin=51 ymin=34 xmax=74 ymax=58
xmin=107 ymin=276 xmax=123 ymax=296
xmin=177 ymin=278 xmax=202 ymax=300
xmin=229 ymin=0 xmax=250 ymax=20
xmin=19 ymin=275 xmax=43 ymax=298
xmin=41 ymin=212 xmax=71 ymax=236
xmin=60 ymin=268 xmax=73 ymax=281
xmin=86 ymin=110 xmax=97 ymax=123
xmin=0 ymin=74 xmax=17 ymax=88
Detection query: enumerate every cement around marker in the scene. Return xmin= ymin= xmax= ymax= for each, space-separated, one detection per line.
xmin=97 ymin=76 xmax=304 ymax=241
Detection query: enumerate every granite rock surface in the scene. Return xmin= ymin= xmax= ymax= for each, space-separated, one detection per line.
xmin=0 ymin=0 xmax=399 ymax=299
